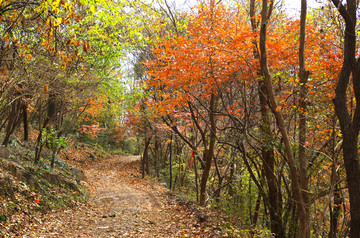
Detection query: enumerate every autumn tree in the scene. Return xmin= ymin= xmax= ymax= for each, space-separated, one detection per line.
xmin=0 ymin=0 xmax=157 ymax=170
xmin=137 ymin=0 xmax=345 ymax=235
xmin=145 ymin=0 xmax=258 ymax=205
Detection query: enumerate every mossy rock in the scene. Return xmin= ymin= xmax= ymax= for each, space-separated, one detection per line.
xmin=42 ymin=171 xmax=80 ymax=192
xmin=0 ymin=172 xmax=15 ymax=200
xmin=70 ymin=167 xmax=85 ymax=183
xmin=0 ymin=146 xmax=10 ymax=159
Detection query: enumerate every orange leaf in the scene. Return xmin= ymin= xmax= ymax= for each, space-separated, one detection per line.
xmin=42 ymin=40 xmax=48 ymax=47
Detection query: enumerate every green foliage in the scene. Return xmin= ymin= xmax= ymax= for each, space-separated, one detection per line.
xmin=74 ymin=0 xmax=157 ymax=103
xmin=111 ymin=136 xmax=140 ymax=155
xmin=41 ymin=127 xmax=67 ymax=152
xmin=0 ymin=214 xmax=7 ymax=222
xmin=39 ymin=163 xmax=53 ymax=172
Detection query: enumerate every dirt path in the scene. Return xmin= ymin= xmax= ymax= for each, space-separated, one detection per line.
xmin=28 ymin=155 xmax=229 ymax=237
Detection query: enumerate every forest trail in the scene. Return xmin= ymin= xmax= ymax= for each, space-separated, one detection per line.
xmin=28 ymin=155 xmax=229 ymax=237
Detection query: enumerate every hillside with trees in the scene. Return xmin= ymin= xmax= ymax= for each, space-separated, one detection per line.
xmin=1 ymin=0 xmax=360 ymax=237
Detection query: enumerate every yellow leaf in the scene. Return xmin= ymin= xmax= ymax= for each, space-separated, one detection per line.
xmin=42 ymin=40 xmax=48 ymax=47
xmin=90 ymin=5 xmax=97 ymax=13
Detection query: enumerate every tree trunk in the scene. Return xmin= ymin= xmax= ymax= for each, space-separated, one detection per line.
xmin=169 ymin=135 xmax=173 ymax=190
xmin=328 ymin=184 xmax=342 ymax=238
xmin=154 ymin=135 xmax=160 ymax=178
xmin=34 ymin=92 xmax=57 ymax=164
xmin=329 ymin=116 xmax=342 ymax=238
xmin=22 ymin=102 xmax=28 ymax=141
xmin=47 ymin=92 xmax=57 ymax=123
xmin=51 ymin=150 xmax=57 ymax=168
xmin=262 ymin=143 xmax=283 ymax=237
xmin=194 ymin=149 xmax=199 ymax=202
xmin=3 ymin=100 xmax=22 ymax=147
xmin=199 ymin=93 xmax=216 ymax=206
xmin=252 ymin=192 xmax=262 ymax=226
xmin=258 ymin=80 xmax=284 ymax=237
xmin=250 ymin=1 xmax=284 ymax=235
xmin=342 ymin=134 xmax=360 ymax=237
xmin=142 ymin=127 xmax=152 ymax=178
xmin=298 ymin=0 xmax=311 ymax=236
xmin=259 ymin=0 xmax=308 ymax=237
xmin=330 ymin=0 xmax=360 ymax=237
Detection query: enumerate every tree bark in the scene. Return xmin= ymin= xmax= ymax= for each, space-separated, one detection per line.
xmin=259 ymin=0 xmax=308 ymax=237
xmin=169 ymin=135 xmax=173 ymax=190
xmin=329 ymin=117 xmax=342 ymax=238
xmin=22 ymin=102 xmax=28 ymax=141
xmin=2 ymin=100 xmax=22 ymax=147
xmin=142 ymin=126 xmax=152 ymax=178
xmin=330 ymin=0 xmax=360 ymax=237
xmin=249 ymin=1 xmax=284 ymax=235
xmin=328 ymin=184 xmax=342 ymax=238
xmin=199 ymin=93 xmax=216 ymax=206
xmin=252 ymin=192 xmax=262 ymax=226
xmin=34 ymin=92 xmax=57 ymax=164
xmin=298 ymin=0 xmax=311 ymax=236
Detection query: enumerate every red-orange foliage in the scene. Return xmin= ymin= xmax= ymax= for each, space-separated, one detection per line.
xmin=79 ymin=96 xmax=106 ymax=122
xmin=145 ymin=2 xmax=255 ymax=116
xmin=144 ymin=1 xmax=342 ymax=153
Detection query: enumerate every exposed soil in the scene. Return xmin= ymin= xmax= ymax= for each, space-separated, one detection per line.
xmin=23 ymin=155 xmax=234 ymax=237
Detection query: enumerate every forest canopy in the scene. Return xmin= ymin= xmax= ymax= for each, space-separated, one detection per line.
xmin=1 ymin=0 xmax=360 ymax=237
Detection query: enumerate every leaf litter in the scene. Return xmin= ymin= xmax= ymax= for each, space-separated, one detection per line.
xmin=2 ymin=154 xmax=242 ymax=237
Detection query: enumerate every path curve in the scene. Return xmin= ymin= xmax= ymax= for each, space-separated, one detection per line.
xmin=31 ymin=155 xmax=206 ymax=237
